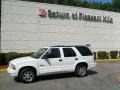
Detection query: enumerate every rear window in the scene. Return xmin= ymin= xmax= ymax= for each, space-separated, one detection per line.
xmin=75 ymin=46 xmax=93 ymax=56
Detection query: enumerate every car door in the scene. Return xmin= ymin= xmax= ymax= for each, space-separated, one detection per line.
xmin=38 ymin=48 xmax=63 ymax=74
xmin=62 ymin=47 xmax=77 ymax=72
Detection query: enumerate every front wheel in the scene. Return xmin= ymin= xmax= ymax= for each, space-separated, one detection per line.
xmin=75 ymin=64 xmax=87 ymax=77
xmin=19 ymin=68 xmax=35 ymax=83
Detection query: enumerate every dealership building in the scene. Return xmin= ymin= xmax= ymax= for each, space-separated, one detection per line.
xmin=1 ymin=0 xmax=120 ymax=52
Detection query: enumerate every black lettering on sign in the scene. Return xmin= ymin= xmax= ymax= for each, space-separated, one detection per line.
xmin=40 ymin=9 xmax=113 ymax=24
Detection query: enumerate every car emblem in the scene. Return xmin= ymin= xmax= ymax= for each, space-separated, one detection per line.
xmin=39 ymin=8 xmax=47 ymax=17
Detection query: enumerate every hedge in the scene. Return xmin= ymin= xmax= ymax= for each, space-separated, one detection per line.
xmin=110 ymin=51 xmax=118 ymax=59
xmin=119 ymin=51 xmax=120 ymax=57
xmin=0 ymin=52 xmax=34 ymax=65
xmin=0 ymin=51 xmax=120 ymax=65
xmin=0 ymin=53 xmax=7 ymax=65
xmin=97 ymin=51 xmax=109 ymax=59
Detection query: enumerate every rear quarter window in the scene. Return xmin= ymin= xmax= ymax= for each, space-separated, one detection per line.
xmin=75 ymin=46 xmax=93 ymax=56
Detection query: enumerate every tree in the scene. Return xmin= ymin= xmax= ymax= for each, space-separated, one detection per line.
xmin=112 ymin=0 xmax=120 ymax=12
xmin=20 ymin=0 xmax=120 ymax=13
xmin=81 ymin=1 xmax=89 ymax=7
xmin=66 ymin=0 xmax=81 ymax=6
xmin=57 ymin=0 xmax=68 ymax=5
xmin=101 ymin=3 xmax=112 ymax=11
xmin=112 ymin=0 xmax=120 ymax=8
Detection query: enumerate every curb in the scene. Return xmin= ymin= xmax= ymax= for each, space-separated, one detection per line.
xmin=0 ymin=69 xmax=7 ymax=72
xmin=96 ymin=59 xmax=120 ymax=62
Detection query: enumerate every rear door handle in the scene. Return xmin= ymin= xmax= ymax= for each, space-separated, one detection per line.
xmin=59 ymin=59 xmax=62 ymax=61
xmin=75 ymin=58 xmax=78 ymax=60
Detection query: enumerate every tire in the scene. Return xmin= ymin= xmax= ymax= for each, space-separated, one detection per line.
xmin=19 ymin=68 xmax=35 ymax=83
xmin=75 ymin=64 xmax=87 ymax=77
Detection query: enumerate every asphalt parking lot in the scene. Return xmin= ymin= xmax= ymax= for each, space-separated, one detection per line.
xmin=0 ymin=63 xmax=120 ymax=90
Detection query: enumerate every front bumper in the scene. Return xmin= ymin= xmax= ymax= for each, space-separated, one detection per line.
xmin=7 ymin=67 xmax=18 ymax=77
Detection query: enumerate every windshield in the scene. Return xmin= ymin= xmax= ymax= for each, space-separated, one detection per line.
xmin=31 ymin=48 xmax=48 ymax=59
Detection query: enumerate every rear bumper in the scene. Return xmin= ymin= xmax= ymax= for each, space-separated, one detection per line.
xmin=7 ymin=67 xmax=18 ymax=77
xmin=88 ymin=62 xmax=96 ymax=69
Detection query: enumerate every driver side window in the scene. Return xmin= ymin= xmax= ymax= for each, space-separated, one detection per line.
xmin=42 ymin=48 xmax=61 ymax=59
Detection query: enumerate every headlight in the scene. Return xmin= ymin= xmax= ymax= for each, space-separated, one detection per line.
xmin=9 ymin=64 xmax=16 ymax=70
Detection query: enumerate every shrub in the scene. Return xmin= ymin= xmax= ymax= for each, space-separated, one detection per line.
xmin=5 ymin=52 xmax=19 ymax=64
xmin=0 ymin=53 xmax=7 ymax=65
xmin=110 ymin=51 xmax=118 ymax=59
xmin=97 ymin=51 xmax=108 ymax=59
xmin=0 ymin=52 xmax=34 ymax=65
xmin=119 ymin=51 xmax=120 ymax=57
xmin=18 ymin=52 xmax=34 ymax=57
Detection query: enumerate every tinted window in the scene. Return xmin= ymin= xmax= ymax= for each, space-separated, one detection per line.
xmin=75 ymin=46 xmax=93 ymax=56
xmin=63 ymin=48 xmax=76 ymax=57
xmin=44 ymin=48 xmax=61 ymax=58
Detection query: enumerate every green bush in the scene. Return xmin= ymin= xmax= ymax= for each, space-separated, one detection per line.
xmin=0 ymin=53 xmax=7 ymax=65
xmin=5 ymin=52 xmax=19 ymax=64
xmin=97 ymin=51 xmax=109 ymax=59
xmin=0 ymin=52 xmax=34 ymax=65
xmin=18 ymin=52 xmax=34 ymax=57
xmin=119 ymin=51 xmax=120 ymax=57
xmin=110 ymin=51 xmax=118 ymax=59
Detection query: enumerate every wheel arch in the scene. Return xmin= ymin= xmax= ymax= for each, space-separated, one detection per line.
xmin=75 ymin=62 xmax=88 ymax=69
xmin=18 ymin=66 xmax=37 ymax=76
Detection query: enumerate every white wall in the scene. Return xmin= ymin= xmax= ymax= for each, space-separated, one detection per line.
xmin=1 ymin=0 xmax=120 ymax=52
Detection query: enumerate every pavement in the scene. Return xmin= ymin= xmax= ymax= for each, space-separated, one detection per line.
xmin=0 ymin=63 xmax=120 ymax=90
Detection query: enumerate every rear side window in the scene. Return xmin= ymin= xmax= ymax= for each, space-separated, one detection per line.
xmin=76 ymin=46 xmax=93 ymax=56
xmin=63 ymin=48 xmax=76 ymax=57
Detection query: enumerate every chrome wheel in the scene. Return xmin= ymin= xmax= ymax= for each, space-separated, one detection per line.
xmin=75 ymin=65 xmax=87 ymax=77
xmin=19 ymin=68 xmax=35 ymax=83
xmin=22 ymin=71 xmax=34 ymax=82
xmin=77 ymin=66 xmax=86 ymax=76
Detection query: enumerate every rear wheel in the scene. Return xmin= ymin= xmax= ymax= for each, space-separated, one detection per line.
xmin=75 ymin=64 xmax=87 ymax=77
xmin=19 ymin=68 xmax=35 ymax=83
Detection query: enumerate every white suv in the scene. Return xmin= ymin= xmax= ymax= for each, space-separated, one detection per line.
xmin=7 ymin=45 xmax=96 ymax=83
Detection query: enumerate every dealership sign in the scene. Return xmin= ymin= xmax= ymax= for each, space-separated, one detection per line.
xmin=39 ymin=8 xmax=113 ymax=24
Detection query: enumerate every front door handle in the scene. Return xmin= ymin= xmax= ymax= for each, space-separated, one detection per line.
xmin=59 ymin=59 xmax=62 ymax=61
xmin=75 ymin=58 xmax=78 ymax=60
